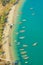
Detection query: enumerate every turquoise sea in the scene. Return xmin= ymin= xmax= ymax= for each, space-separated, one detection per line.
xmin=12 ymin=0 xmax=43 ymax=65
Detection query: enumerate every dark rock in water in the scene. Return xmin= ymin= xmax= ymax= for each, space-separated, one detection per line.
xmin=15 ymin=62 xmax=18 ymax=65
xmin=12 ymin=60 xmax=19 ymax=65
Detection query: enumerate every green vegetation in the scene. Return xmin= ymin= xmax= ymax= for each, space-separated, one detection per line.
xmin=0 ymin=0 xmax=17 ymax=61
xmin=0 ymin=0 xmax=16 ymax=43
xmin=1 ymin=0 xmax=16 ymax=6
xmin=1 ymin=0 xmax=10 ymax=6
xmin=0 ymin=13 xmax=6 ymax=41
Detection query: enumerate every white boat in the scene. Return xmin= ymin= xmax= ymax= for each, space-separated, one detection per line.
xmin=22 ymin=19 xmax=27 ymax=21
xmin=23 ymin=44 xmax=28 ymax=47
xmin=20 ymin=30 xmax=25 ymax=33
xmin=25 ymin=61 xmax=28 ymax=64
xmin=19 ymin=36 xmax=25 ymax=39
xmin=32 ymin=42 xmax=38 ymax=46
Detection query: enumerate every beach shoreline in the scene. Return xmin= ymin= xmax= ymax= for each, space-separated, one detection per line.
xmin=1 ymin=0 xmax=25 ymax=64
xmin=11 ymin=0 xmax=26 ymax=61
xmin=1 ymin=3 xmax=18 ymax=65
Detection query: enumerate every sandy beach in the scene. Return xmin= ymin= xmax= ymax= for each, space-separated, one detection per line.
xmin=1 ymin=0 xmax=25 ymax=65
xmin=2 ymin=4 xmax=17 ymax=65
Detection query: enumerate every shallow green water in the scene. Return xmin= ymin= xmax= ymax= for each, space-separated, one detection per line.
xmin=12 ymin=0 xmax=43 ymax=65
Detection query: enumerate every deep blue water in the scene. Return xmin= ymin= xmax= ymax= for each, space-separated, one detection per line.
xmin=12 ymin=0 xmax=43 ymax=65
